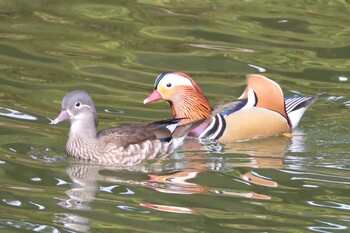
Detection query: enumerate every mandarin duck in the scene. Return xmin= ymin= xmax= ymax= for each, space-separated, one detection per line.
xmin=144 ymin=72 xmax=325 ymax=142
xmin=52 ymin=90 xmax=204 ymax=165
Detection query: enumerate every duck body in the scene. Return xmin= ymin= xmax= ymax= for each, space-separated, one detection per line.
xmin=53 ymin=90 xmax=203 ymax=165
xmin=201 ymin=106 xmax=290 ymax=142
xmin=65 ymin=122 xmax=173 ymax=165
xmin=144 ymin=72 xmax=324 ymax=143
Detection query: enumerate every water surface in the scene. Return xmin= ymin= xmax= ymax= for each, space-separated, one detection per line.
xmin=0 ymin=1 xmax=350 ymax=232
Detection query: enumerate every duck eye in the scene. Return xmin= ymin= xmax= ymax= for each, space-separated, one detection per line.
xmin=75 ymin=102 xmax=81 ymax=107
xmin=166 ymin=83 xmax=172 ymax=88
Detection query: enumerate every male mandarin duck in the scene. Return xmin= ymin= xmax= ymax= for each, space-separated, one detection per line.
xmin=144 ymin=72 xmax=325 ymax=143
xmin=52 ymin=90 xmax=204 ymax=165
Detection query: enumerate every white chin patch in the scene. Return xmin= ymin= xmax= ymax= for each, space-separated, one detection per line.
xmin=67 ymin=109 xmax=73 ymax=117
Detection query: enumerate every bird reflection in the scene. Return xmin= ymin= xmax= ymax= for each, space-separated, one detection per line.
xmin=56 ymin=160 xmax=163 ymax=232
xmin=140 ymin=203 xmax=197 ymax=214
xmin=57 ymin=162 xmax=102 ymax=211
xmin=180 ymin=133 xmax=306 ymax=188
xmin=54 ymin=213 xmax=90 ymax=233
xmin=58 ymin=158 xmax=170 ymax=210
xmin=56 ymin=133 xmax=305 ymax=221
xmin=147 ymin=170 xmax=209 ymax=195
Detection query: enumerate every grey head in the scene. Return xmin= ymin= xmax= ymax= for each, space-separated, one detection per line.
xmin=52 ymin=90 xmax=98 ymax=127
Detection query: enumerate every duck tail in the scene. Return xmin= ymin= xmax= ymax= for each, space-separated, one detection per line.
xmin=286 ymin=92 xmax=326 ymax=129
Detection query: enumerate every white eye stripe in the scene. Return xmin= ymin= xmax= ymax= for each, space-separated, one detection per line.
xmin=159 ymin=74 xmax=194 ymax=88
xmin=72 ymin=103 xmax=92 ymax=111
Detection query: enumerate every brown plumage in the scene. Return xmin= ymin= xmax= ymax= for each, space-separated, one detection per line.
xmin=52 ymin=90 xmax=204 ymax=165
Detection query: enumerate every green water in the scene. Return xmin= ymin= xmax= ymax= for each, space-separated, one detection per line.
xmin=1 ymin=0 xmax=350 ymax=232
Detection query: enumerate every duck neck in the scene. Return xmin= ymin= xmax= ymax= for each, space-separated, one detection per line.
xmin=69 ymin=116 xmax=97 ymax=141
xmin=169 ymin=87 xmax=212 ymax=136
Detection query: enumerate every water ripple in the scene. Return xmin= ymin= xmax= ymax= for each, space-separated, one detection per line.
xmin=0 ymin=1 xmax=350 ymax=232
xmin=309 ymin=220 xmax=348 ymax=233
xmin=307 ymin=201 xmax=350 ymax=211
xmin=0 ymin=106 xmax=37 ymax=120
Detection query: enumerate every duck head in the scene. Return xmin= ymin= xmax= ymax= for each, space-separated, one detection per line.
xmin=52 ymin=90 xmax=98 ymax=128
xmin=144 ymin=72 xmax=205 ymax=104
xmin=144 ymin=72 xmax=212 ymax=126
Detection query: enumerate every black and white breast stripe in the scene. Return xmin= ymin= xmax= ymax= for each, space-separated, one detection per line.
xmin=285 ymin=96 xmax=313 ymax=114
xmin=199 ymin=114 xmax=226 ymax=140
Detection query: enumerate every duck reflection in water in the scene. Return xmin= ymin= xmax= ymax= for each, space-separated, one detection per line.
xmin=57 ymin=132 xmax=305 ymax=220
xmin=160 ymin=133 xmax=305 ymax=198
xmin=56 ymin=160 xmax=161 ymax=232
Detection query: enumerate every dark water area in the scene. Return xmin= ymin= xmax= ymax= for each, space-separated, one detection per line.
xmin=0 ymin=1 xmax=350 ymax=232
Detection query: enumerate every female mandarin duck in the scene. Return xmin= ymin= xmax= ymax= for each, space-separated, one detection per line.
xmin=52 ymin=90 xmax=203 ymax=165
xmin=144 ymin=72 xmax=324 ymax=143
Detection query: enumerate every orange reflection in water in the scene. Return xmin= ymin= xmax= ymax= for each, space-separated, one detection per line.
xmin=140 ymin=203 xmax=196 ymax=214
